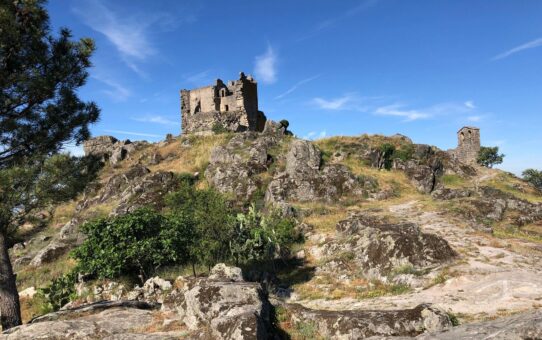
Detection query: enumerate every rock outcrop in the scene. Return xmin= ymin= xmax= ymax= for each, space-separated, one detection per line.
xmin=205 ymin=132 xmax=280 ymax=201
xmin=83 ymin=136 xmax=145 ymax=166
xmin=283 ymin=303 xmax=452 ymax=339
xmin=316 ymin=214 xmax=456 ymax=279
xmin=265 ymin=140 xmax=368 ymax=204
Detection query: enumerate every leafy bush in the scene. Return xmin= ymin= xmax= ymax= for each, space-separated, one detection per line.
xmin=38 ymin=271 xmax=77 ymax=311
xmin=73 ymin=208 xmax=180 ymax=282
xmin=523 ymin=169 xmax=542 ymax=191
xmin=379 ymin=143 xmax=396 ymax=170
xmin=212 ymin=122 xmax=228 ymax=134
xmin=230 ymin=204 xmax=301 ymax=268
xmin=165 ymin=180 xmax=235 ymax=271
xmin=477 ymin=146 xmax=504 ymax=168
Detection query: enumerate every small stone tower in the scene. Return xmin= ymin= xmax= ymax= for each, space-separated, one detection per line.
xmin=451 ymin=126 xmax=481 ymax=164
xmin=180 ymin=72 xmax=266 ymax=135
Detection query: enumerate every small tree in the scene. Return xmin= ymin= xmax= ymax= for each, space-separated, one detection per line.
xmin=523 ymin=169 xmax=542 ymax=191
xmin=165 ymin=178 xmax=234 ymax=273
xmin=477 ymin=146 xmax=504 ymax=168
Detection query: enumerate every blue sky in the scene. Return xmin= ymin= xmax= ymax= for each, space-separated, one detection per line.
xmin=47 ymin=0 xmax=542 ymax=174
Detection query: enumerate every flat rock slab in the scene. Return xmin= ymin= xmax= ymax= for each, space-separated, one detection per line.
xmin=1 ymin=308 xmax=171 ymax=339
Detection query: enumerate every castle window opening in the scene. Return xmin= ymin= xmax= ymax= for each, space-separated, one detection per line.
xmin=225 ymin=105 xmax=229 ymax=111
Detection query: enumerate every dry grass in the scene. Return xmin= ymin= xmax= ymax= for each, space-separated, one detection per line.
xmin=51 ymin=200 xmax=78 ymax=226
xmin=293 ymin=274 xmax=412 ymax=301
xmin=16 ymin=255 xmax=77 ymax=291
xmin=148 ymin=134 xmax=232 ymax=174
xmin=482 ymin=172 xmax=542 ymax=203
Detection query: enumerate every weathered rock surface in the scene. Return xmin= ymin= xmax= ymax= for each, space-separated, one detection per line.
xmin=162 ymin=265 xmax=271 ymax=339
xmin=1 ymin=302 xmax=168 ymax=340
xmin=266 ymin=140 xmax=368 ymax=204
xmin=205 ymin=132 xmax=279 ymax=201
xmin=438 ymin=186 xmax=542 ymax=227
xmin=112 ymin=170 xmax=179 ymax=216
xmin=83 ymin=136 xmax=145 ymax=166
xmin=416 ymin=309 xmax=542 ymax=340
xmin=29 ymin=241 xmax=68 ymax=267
xmin=317 ymin=214 xmax=456 ymax=279
xmin=284 ymin=303 xmax=452 ymax=339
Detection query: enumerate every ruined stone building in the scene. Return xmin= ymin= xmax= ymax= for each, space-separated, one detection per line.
xmin=180 ymin=72 xmax=267 ymax=134
xmin=449 ymin=126 xmax=481 ymax=164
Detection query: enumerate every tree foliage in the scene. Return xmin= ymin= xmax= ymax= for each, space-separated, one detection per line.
xmin=523 ymin=169 xmax=542 ymax=191
xmin=0 ymin=0 xmax=99 ymax=167
xmin=73 ymin=208 xmax=180 ymax=282
xmin=72 ymin=178 xmax=301 ymax=283
xmin=477 ymin=146 xmax=504 ymax=168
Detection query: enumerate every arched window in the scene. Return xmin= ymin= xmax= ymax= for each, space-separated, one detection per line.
xmin=220 ymin=89 xmax=226 ymax=97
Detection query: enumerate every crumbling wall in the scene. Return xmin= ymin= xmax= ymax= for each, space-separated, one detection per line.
xmin=180 ymin=72 xmax=266 ymax=134
xmin=448 ymin=127 xmax=480 ymax=165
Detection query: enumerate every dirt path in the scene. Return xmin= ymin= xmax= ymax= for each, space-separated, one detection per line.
xmin=295 ymin=201 xmax=542 ymax=319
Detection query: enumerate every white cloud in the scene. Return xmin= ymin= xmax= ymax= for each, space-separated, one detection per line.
xmin=92 ymin=75 xmax=131 ymax=101
xmin=74 ymin=1 xmax=155 ymax=61
xmin=132 ymin=115 xmax=177 ymax=126
xmin=104 ymin=129 xmax=162 ymax=138
xmin=464 ymin=100 xmax=476 ymax=109
xmin=275 ymin=75 xmax=320 ymax=99
xmin=297 ymin=0 xmax=380 ymax=41
xmin=492 ymin=37 xmax=542 ymax=60
xmin=375 ymin=104 xmax=431 ymax=121
xmin=254 ymin=45 xmax=278 ymax=84
xmin=312 ymin=95 xmax=355 ymax=110
xmin=74 ymin=1 xmax=196 ymax=76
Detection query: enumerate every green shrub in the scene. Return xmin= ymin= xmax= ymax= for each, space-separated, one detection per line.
xmin=477 ymin=146 xmax=504 ymax=168
xmin=166 ymin=181 xmax=234 ymax=271
xmin=393 ymin=144 xmax=415 ymax=162
xmin=379 ymin=143 xmax=396 ymax=170
xmin=38 ymin=271 xmax=77 ymax=311
xmin=212 ymin=122 xmax=228 ymax=134
xmin=523 ymin=169 xmax=542 ymax=191
xmin=230 ymin=204 xmax=301 ymax=268
xmin=73 ymin=208 xmax=181 ymax=282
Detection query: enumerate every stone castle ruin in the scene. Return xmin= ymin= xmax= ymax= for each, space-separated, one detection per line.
xmin=448 ymin=126 xmax=481 ymax=164
xmin=180 ymin=72 xmax=267 ymax=135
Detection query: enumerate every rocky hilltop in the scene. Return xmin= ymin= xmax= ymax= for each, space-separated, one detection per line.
xmin=7 ymin=123 xmax=542 ymax=339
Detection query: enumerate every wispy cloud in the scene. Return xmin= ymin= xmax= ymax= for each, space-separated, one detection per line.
xmin=74 ymin=0 xmax=196 ymax=76
xmin=297 ymin=0 xmax=379 ymax=41
xmin=275 ymin=75 xmax=320 ymax=99
xmin=132 ymin=115 xmax=177 ymax=126
xmin=104 ymin=129 xmax=162 ymax=138
xmin=303 ymin=130 xmax=327 ymax=140
xmin=312 ymin=95 xmax=355 ymax=110
xmin=492 ymin=37 xmax=542 ymax=60
xmin=312 ymin=93 xmax=482 ymax=122
xmin=374 ymin=105 xmax=431 ymax=121
xmin=254 ymin=45 xmax=278 ymax=84
xmin=464 ymin=100 xmax=476 ymax=109
xmin=92 ymin=75 xmax=131 ymax=101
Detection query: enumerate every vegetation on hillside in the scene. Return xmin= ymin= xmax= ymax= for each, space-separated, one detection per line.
xmin=477 ymin=146 xmax=505 ymax=168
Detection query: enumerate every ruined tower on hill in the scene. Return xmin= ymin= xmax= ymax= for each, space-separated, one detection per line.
xmin=449 ymin=126 xmax=481 ymax=164
xmin=180 ymin=72 xmax=267 ymax=135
